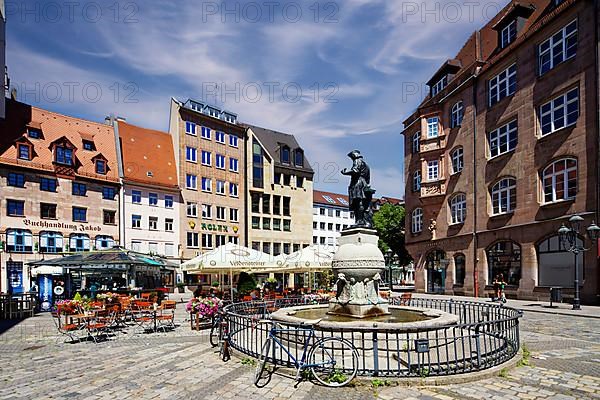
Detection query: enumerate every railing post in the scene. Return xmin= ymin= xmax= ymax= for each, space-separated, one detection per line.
xmin=474 ymin=323 xmax=482 ymax=368
xmin=372 ymin=329 xmax=379 ymax=376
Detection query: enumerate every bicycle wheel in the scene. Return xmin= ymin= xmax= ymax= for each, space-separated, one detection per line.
xmin=209 ymin=318 xmax=220 ymax=347
xmin=308 ymin=337 xmax=358 ymax=387
xmin=254 ymin=338 xmax=272 ymax=386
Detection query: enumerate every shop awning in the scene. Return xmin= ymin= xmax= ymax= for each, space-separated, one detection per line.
xmin=27 ymin=247 xmax=171 ymax=269
xmin=181 ymin=243 xmax=280 ymax=274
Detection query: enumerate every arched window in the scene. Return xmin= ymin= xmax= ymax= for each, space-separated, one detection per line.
xmin=70 ymin=234 xmax=90 ymax=252
xmin=95 ymin=236 xmax=115 ymax=250
xmin=491 ymin=177 xmax=516 ymax=215
xmin=451 ymin=147 xmax=463 ymax=174
xmin=6 ymin=229 xmax=33 ymax=252
xmin=411 ymin=208 xmax=423 ymax=233
xmin=542 ymin=158 xmax=577 ymax=203
xmin=451 ymin=101 xmax=464 ymax=128
xmin=487 ymin=241 xmax=521 ymax=286
xmin=40 ymin=231 xmax=64 ymax=253
xmin=537 ymin=235 xmax=583 ymax=287
xmin=412 ymin=132 xmax=420 ymax=154
xmin=412 ymin=170 xmax=421 ymax=192
xmin=454 ymin=254 xmax=466 ymax=286
xmin=449 ymin=193 xmax=467 ymax=224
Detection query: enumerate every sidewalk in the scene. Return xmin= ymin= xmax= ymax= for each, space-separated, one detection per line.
xmin=411 ymin=292 xmax=600 ymax=319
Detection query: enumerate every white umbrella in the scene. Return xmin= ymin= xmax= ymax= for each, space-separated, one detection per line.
xmin=275 ymin=245 xmax=334 ymax=272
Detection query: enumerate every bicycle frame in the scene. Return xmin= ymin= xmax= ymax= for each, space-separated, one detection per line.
xmin=266 ymin=325 xmax=335 ymax=370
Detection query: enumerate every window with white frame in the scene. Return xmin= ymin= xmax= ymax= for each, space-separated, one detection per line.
xmin=489 ymin=120 xmax=518 ymax=158
xmin=229 ymin=135 xmax=238 ymax=147
xmin=451 ymin=147 xmax=464 ymax=174
xmin=229 ymin=182 xmax=239 ymax=197
xmin=539 ymin=20 xmax=577 ymax=75
xmin=202 ymin=177 xmax=212 ymax=192
xmin=412 ymin=131 xmax=420 ymax=154
xmin=201 ymin=150 xmax=211 ymax=166
xmin=411 ymin=209 xmax=423 ymax=233
xmin=70 ymin=233 xmax=90 ymax=252
xmin=186 ymin=146 xmax=197 ymax=163
xmin=40 ymin=231 xmax=63 ymax=253
xmin=215 ymin=131 xmax=225 ymax=143
xmin=451 ymin=101 xmax=464 ymax=128
xmin=201 ymin=126 xmax=211 ymax=139
xmin=202 ymin=233 xmax=213 ymax=249
xmin=216 ymin=180 xmax=226 ymax=195
xmin=95 ymin=235 xmax=115 ymax=250
xmin=187 ymin=202 xmax=198 ymax=217
xmin=185 ymin=121 xmax=196 ymax=135
xmin=216 ymin=154 xmax=225 ymax=169
xmin=216 ymin=206 xmax=226 ymax=220
xmin=187 ymin=232 xmax=199 ymax=248
xmin=229 ymin=157 xmax=239 ymax=172
xmin=501 ymin=20 xmax=517 ymax=48
xmin=186 ymin=174 xmax=197 ymax=190
xmin=427 ymin=117 xmax=439 ymax=138
xmin=413 ymin=170 xmax=421 ymax=192
xmin=489 ymin=64 xmax=516 ymax=106
xmin=491 ymin=177 xmax=516 ymax=215
xmin=230 ymin=208 xmax=239 ymax=222
xmin=449 ymin=193 xmax=467 ymax=224
xmin=542 ymin=158 xmax=577 ymax=203
xmin=165 ymin=243 xmax=174 ymax=256
xmin=431 ymin=76 xmax=447 ymax=97
xmin=202 ymin=204 xmax=212 ymax=219
xmin=131 ymin=215 xmax=141 ymax=229
xmin=427 ymin=160 xmax=439 ymax=181
xmin=6 ymin=229 xmax=33 ymax=252
xmin=539 ymin=87 xmax=579 ymax=136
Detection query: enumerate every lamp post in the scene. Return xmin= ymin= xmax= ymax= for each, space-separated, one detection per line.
xmin=384 ymin=249 xmax=393 ymax=289
xmin=557 ymin=215 xmax=600 ymax=310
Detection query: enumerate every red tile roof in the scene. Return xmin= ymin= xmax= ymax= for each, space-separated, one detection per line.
xmin=117 ymin=121 xmax=178 ymax=188
xmin=0 ymin=99 xmax=119 ymax=182
xmin=313 ymin=190 xmax=349 ymax=207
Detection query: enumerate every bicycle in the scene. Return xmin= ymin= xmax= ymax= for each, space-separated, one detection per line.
xmin=209 ymin=310 xmax=225 ymax=348
xmin=254 ymin=320 xmax=359 ymax=388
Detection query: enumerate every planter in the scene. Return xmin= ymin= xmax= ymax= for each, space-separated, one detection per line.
xmin=190 ymin=312 xmax=212 ymax=330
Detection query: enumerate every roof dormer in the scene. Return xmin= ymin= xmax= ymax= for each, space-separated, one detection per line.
xmin=49 ymin=136 xmax=77 ymax=166
xmin=492 ymin=3 xmax=535 ymax=49
xmin=427 ymin=60 xmax=462 ymax=98
xmin=281 ymin=144 xmax=291 ymax=165
xmin=92 ymin=153 xmax=109 ymax=175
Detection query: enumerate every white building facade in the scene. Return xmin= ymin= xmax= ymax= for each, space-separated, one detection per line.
xmin=312 ymin=191 xmax=352 ymax=251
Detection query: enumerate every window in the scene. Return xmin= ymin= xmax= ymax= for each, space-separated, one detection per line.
xmin=500 ymin=20 xmax=517 ymax=48
xmin=295 ymin=150 xmax=304 ymax=167
xmin=148 ymin=193 xmax=158 ymax=206
xmin=132 ymin=190 xmax=142 ymax=203
xmin=431 ymin=75 xmax=447 ymax=97
xmin=451 ymin=147 xmax=463 ymax=174
xmin=335 ymin=224 xmax=341 ymax=231
xmin=411 ymin=209 xmax=423 ymax=233
xmin=283 ymin=243 xmax=291 ymax=255
xmin=263 ymin=242 xmax=271 ymax=254
xmin=230 ymin=208 xmax=239 ymax=222
xmin=216 ymin=180 xmax=226 ymax=195
xmin=283 ymin=174 xmax=291 ymax=186
xmin=412 ymin=170 xmax=422 ymax=192
xmin=451 ymin=101 xmax=464 ymax=128
xmin=95 ymin=160 xmax=107 ymax=174
xmin=328 ymin=223 xmax=333 ymax=231
xmin=55 ymin=146 xmax=73 ymax=165
xmin=186 ymin=147 xmax=197 ymax=163
xmin=103 ymin=210 xmax=116 ymax=225
xmin=411 ymin=132 xmax=420 ymax=154
xmin=283 ymin=219 xmax=291 ymax=232
xmin=229 ymin=135 xmax=238 ymax=147
xmin=449 ymin=194 xmax=466 ymax=224
xmin=28 ymin=128 xmax=41 ymax=139
xmin=185 ymin=121 xmax=197 ymax=135
xmin=70 ymin=233 xmax=90 ymax=252
xmin=72 ymin=207 xmax=87 ymax=222
xmin=251 ymin=193 xmax=261 ymax=213
xmin=229 ymin=182 xmax=239 ymax=197
xmin=319 ymin=237 xmax=326 ymax=245
xmin=283 ymin=197 xmax=291 ymax=216
xmin=216 ymin=234 xmax=226 ymax=247
xmin=427 ymin=160 xmax=439 ymax=181
xmin=95 ymin=236 xmax=115 ymax=250
xmin=187 ymin=174 xmax=198 ymax=190
xmin=540 ymin=87 xmax=579 ymax=136
xmin=40 ymin=177 xmax=57 ymax=192
xmin=273 ymin=242 xmax=282 ymax=256
xmin=103 ymin=187 xmax=116 ymax=200
xmin=229 ymin=157 xmax=239 ymax=172
xmin=201 ymin=150 xmax=211 ymax=166
xmin=263 ymin=217 xmax=271 ymax=230
xmin=293 ymin=244 xmax=300 ymax=253
xmin=131 ymin=241 xmax=141 ymax=252
xmin=187 ymin=232 xmax=199 ymax=248
xmin=132 ymin=215 xmax=141 ymax=228
xmin=538 ymin=235 xmax=583 ymax=287
xmin=320 ymin=222 xmax=325 ymax=230
xmin=252 ymin=216 xmax=260 ymax=229
xmin=273 ymin=219 xmax=281 ymax=231
xmin=165 ymin=195 xmax=174 ymax=208
xmin=274 ymin=172 xmax=281 ymax=185
xmin=539 ymin=20 xmax=577 ymax=75
xmin=6 ymin=229 xmax=33 ymax=252
xmin=201 ymin=126 xmax=211 ymax=139
xmin=252 ymin=142 xmax=264 ymax=188
xmin=41 ymin=203 xmax=57 ymax=219
xmin=489 ymin=64 xmax=516 ymax=106
xmin=296 ymin=176 xmax=304 ymax=188
xmin=454 ymin=254 xmax=466 ymax=286
xmin=73 ymin=182 xmax=87 ymax=196
xmin=319 ymin=208 xmax=325 ymax=216
xmin=40 ymin=232 xmax=63 ymax=253
xmin=202 ymin=204 xmax=212 ymax=219
xmin=187 ymin=202 xmax=198 ymax=217
xmin=148 ymin=242 xmax=158 ymax=254
xmin=542 ymin=158 xmax=577 ymax=203
xmin=487 ymin=241 xmax=521 ymax=286
xmin=216 ymin=131 xmax=225 ymax=143
xmin=262 ymin=194 xmax=270 ymax=214
xmin=148 ymin=216 xmax=158 ymax=230
xmin=18 ymin=144 xmax=31 ymax=160
xmin=427 ymin=117 xmax=439 ymax=138
xmin=489 ymin=120 xmax=518 ymax=158
xmin=165 ymin=243 xmax=175 ymax=256
xmin=216 ymin=206 xmax=226 ymax=220
xmin=8 ymin=173 xmax=25 ymax=187
xmin=202 ymin=233 xmax=213 ymax=249
xmin=491 ymin=178 xmax=516 ymax=215
xmin=215 ymin=154 xmax=225 ymax=169
xmin=83 ymin=140 xmax=95 ymax=151
xmin=281 ymin=146 xmax=290 ymax=164
xmin=273 ymin=196 xmax=281 ymax=215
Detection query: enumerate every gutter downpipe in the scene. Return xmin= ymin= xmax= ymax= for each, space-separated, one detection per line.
xmin=111 ymin=115 xmax=126 ymax=248
xmin=595 ymin=0 xmax=600 ymax=302
xmin=472 ymin=72 xmax=479 ymax=299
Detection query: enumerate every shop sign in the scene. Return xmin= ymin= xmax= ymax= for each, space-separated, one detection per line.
xmin=22 ymin=219 xmax=102 ymax=232
xmin=7 ymin=262 xmax=24 ymax=294
xmin=39 ymin=275 xmax=54 ymax=312
xmin=201 ymin=223 xmax=229 ymax=232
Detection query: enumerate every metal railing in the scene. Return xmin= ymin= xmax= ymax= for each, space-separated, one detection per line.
xmin=223 ymin=297 xmax=521 ymax=377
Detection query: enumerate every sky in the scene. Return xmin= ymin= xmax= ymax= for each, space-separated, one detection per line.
xmin=5 ymin=0 xmax=510 ymax=198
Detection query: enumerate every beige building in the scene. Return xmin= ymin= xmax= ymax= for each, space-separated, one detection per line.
xmin=244 ymin=124 xmax=314 ymax=264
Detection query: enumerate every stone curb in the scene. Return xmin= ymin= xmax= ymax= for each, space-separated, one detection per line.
xmin=516 ymin=307 xmax=600 ymax=320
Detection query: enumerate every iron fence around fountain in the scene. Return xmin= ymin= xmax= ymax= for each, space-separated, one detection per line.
xmin=223 ymin=297 xmax=522 ymax=378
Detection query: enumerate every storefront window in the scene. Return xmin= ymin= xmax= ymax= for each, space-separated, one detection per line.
xmin=537 ymin=235 xmax=583 ymax=287
xmin=487 ymin=241 xmax=521 ymax=286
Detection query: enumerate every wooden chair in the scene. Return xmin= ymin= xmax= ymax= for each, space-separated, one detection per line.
xmin=156 ymin=300 xmax=176 ymax=331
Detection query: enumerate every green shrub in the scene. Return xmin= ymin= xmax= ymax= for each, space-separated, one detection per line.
xmin=237 ymin=272 xmax=257 ymax=296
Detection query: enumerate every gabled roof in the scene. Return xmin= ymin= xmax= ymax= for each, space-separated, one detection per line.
xmin=313 ymin=190 xmax=349 ymax=207
xmin=117 ymin=121 xmax=179 ymax=189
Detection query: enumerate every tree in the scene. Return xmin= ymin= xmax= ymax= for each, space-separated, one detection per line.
xmin=373 ymin=203 xmax=412 ymax=265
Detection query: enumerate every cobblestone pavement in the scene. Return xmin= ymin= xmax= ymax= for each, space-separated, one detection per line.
xmin=0 ymin=304 xmax=599 ymax=399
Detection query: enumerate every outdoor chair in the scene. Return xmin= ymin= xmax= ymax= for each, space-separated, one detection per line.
xmin=52 ymin=307 xmax=87 ymax=343
xmin=130 ymin=300 xmax=156 ymax=333
xmin=156 ymin=300 xmax=176 ymax=331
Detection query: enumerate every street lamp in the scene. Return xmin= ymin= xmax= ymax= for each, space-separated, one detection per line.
xmin=384 ymin=249 xmax=393 ymax=289
xmin=557 ymin=215 xmax=600 ymax=310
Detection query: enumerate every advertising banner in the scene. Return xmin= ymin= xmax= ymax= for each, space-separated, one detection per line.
xmin=7 ymin=262 xmax=24 ymax=294
xmin=39 ymin=275 xmax=54 ymax=312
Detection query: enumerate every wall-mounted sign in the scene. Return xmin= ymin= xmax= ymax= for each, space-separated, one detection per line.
xmin=22 ymin=219 xmax=102 ymax=232
xmin=189 ymin=221 xmax=196 ymax=229
xmin=7 ymin=262 xmax=24 ymax=294
xmin=201 ymin=223 xmax=233 ymax=233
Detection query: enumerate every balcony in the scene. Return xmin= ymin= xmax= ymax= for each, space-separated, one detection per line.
xmin=420 ymin=179 xmax=446 ymax=200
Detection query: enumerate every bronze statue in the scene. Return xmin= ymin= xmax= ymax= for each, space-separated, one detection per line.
xmin=341 ymin=150 xmax=376 ymax=228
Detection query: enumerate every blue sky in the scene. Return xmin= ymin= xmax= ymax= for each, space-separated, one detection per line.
xmin=5 ymin=0 xmax=509 ymax=197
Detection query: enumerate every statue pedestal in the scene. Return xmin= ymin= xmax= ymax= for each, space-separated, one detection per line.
xmin=329 ymin=228 xmax=389 ymax=318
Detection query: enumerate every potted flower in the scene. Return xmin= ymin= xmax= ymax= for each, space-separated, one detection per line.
xmin=186 ymin=296 xmax=221 ymax=330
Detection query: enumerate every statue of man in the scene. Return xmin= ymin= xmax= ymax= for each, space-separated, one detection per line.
xmin=341 ymin=150 xmax=376 ymax=228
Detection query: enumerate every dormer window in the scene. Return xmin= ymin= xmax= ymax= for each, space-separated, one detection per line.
xmin=281 ymin=145 xmax=290 ymax=164
xmin=83 ymin=140 xmax=95 ymax=151
xmin=18 ymin=144 xmax=31 ymax=160
xmin=501 ymin=20 xmax=517 ymax=48
xmin=55 ymin=146 xmax=73 ymax=165
xmin=28 ymin=128 xmax=41 ymax=139
xmin=96 ymin=159 xmax=107 ymax=174
xmin=294 ymin=149 xmax=304 ymax=167
xmin=431 ymin=76 xmax=447 ymax=97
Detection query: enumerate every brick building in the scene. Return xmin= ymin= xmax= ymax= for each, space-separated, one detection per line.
xmin=402 ymin=0 xmax=600 ymax=303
